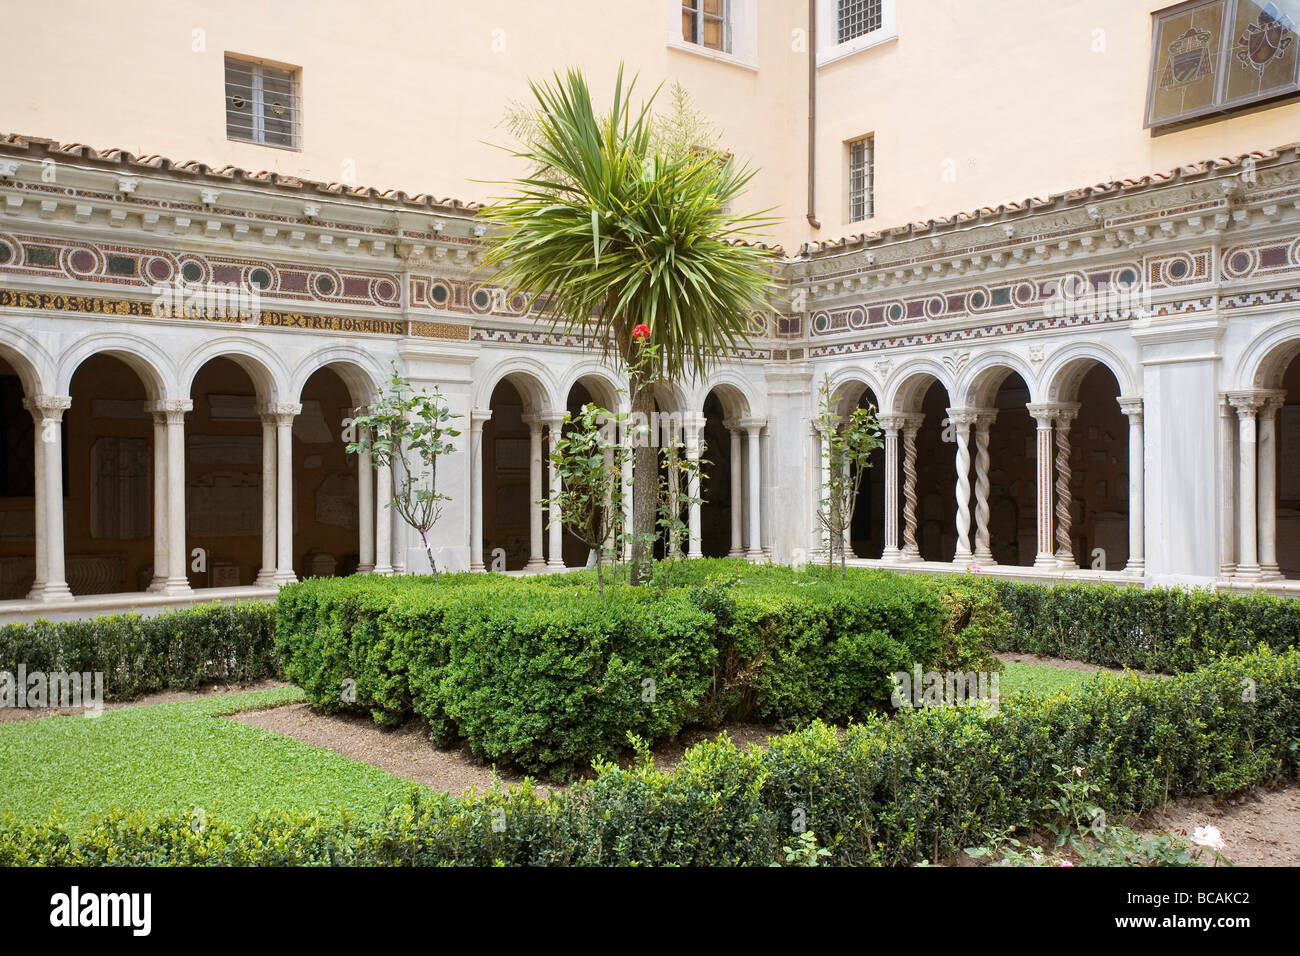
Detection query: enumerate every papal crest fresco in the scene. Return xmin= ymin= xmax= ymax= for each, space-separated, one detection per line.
xmin=1162 ymin=26 xmax=1216 ymax=88
xmin=1235 ymin=2 xmax=1296 ymax=75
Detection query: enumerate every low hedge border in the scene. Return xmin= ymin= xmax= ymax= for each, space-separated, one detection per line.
xmin=991 ymin=578 xmax=1300 ymax=673
xmin=5 ymin=647 xmax=1296 ymax=866
xmin=0 ymin=602 xmax=279 ymax=700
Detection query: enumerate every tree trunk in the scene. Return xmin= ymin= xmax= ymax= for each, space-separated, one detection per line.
xmin=630 ymin=372 xmax=657 ymax=585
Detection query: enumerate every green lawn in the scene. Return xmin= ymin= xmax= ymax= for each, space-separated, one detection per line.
xmin=998 ymin=661 xmax=1099 ymax=698
xmin=0 ymin=687 xmax=426 ymax=826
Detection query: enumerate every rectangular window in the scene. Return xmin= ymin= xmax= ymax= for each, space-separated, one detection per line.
xmin=837 ymin=0 xmax=883 ymax=44
xmin=682 ymin=0 xmax=730 ymax=52
xmin=1146 ymin=0 xmax=1300 ymax=129
xmin=848 ymin=136 xmax=874 ymax=222
xmin=225 ymin=55 xmax=300 ymax=149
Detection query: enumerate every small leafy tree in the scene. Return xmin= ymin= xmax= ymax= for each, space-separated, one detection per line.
xmin=347 ymin=367 xmax=461 ymax=582
xmin=815 ymin=375 xmax=882 ymax=578
xmin=540 ymin=403 xmax=630 ymax=595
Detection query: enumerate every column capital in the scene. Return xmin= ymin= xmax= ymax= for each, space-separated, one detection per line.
xmin=1116 ymin=395 xmax=1144 ymax=421
xmin=878 ymin=413 xmax=907 ymax=432
xmin=1026 ymin=401 xmax=1078 ymax=424
xmin=738 ymin=416 xmax=767 ymax=434
xmin=22 ymin=394 xmax=72 ymax=419
xmin=144 ymin=398 xmax=194 ymax=417
xmin=1225 ymin=389 xmax=1276 ymax=415
xmin=261 ymin=401 xmax=302 ymax=424
xmin=470 ymin=407 xmax=493 ymax=428
xmin=945 ymin=406 xmax=980 ymax=427
xmin=974 ymin=407 xmax=998 ymax=428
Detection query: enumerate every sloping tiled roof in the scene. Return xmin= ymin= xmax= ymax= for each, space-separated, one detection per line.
xmin=797 ymin=141 xmax=1300 ymax=258
xmin=0 ymin=132 xmax=788 ymax=255
xmin=0 ymin=133 xmax=480 ymax=212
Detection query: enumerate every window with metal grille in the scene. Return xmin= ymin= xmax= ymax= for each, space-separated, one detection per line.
xmin=225 ymin=56 xmax=299 ymax=149
xmin=848 ymin=136 xmax=874 ymax=222
xmin=682 ymin=0 xmax=730 ymax=52
xmin=837 ymin=0 xmax=883 ymax=44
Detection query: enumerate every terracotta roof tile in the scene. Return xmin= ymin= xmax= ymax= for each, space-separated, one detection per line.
xmin=798 ymin=140 xmax=1300 ymax=257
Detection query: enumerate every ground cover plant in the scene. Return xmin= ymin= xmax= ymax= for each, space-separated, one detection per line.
xmin=0 ymin=687 xmax=424 ymax=826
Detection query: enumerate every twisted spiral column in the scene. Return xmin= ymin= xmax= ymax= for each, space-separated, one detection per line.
xmin=1053 ymin=404 xmax=1080 ymax=568
xmin=948 ymin=408 xmax=978 ymax=566
xmin=973 ymin=410 xmax=997 ymax=564
xmin=901 ymin=415 xmax=922 ymax=561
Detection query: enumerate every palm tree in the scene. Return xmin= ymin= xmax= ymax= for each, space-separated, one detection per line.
xmin=483 ymin=66 xmax=777 ymax=582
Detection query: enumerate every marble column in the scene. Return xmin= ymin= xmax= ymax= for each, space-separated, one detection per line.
xmin=1053 ymin=403 xmax=1081 ymax=568
xmin=741 ymin=417 xmax=765 ymax=560
xmin=973 ymin=409 xmax=997 ymax=565
xmin=814 ymin=422 xmax=831 ymax=554
xmin=948 ymin=407 xmax=978 ymax=566
xmin=727 ymin=422 xmax=744 ymax=557
xmin=469 ymin=408 xmax=491 ymax=571
xmin=879 ymin=415 xmax=903 ymax=561
xmin=356 ymin=440 xmax=375 ymax=575
xmin=23 ymin=395 xmax=73 ymax=602
xmin=525 ymin=418 xmax=546 ymax=570
xmin=900 ymin=414 xmax=923 ymax=562
xmin=685 ymin=413 xmax=704 ymax=559
xmin=1117 ymin=397 xmax=1145 ymax=576
xmin=1027 ymin=404 xmax=1058 ymax=569
xmin=156 ymin=399 xmax=194 ymax=594
xmin=147 ymin=407 xmax=170 ymax=590
xmin=373 ymin=458 xmax=394 ymax=576
xmin=271 ymin=403 xmax=300 ymax=584
xmin=254 ymin=409 xmax=279 ymax=586
xmin=620 ymin=408 xmax=634 ymax=562
xmin=840 ymin=455 xmax=856 ymax=559
xmin=1219 ymin=398 xmax=1238 ymax=577
xmin=1258 ymin=392 xmax=1286 ymax=580
xmin=546 ymin=415 xmax=565 ymax=569
xmin=1228 ymin=392 xmax=1265 ymax=581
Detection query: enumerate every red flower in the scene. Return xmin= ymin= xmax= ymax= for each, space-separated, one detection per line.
xmin=632 ymin=323 xmax=650 ymax=341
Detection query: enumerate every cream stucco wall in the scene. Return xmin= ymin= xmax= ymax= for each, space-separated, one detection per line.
xmin=2 ymin=1 xmax=1299 ymax=248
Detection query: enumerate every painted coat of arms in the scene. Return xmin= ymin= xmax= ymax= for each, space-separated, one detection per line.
xmin=1235 ymin=3 xmax=1296 ymax=75
xmin=1161 ymin=27 xmax=1215 ymax=88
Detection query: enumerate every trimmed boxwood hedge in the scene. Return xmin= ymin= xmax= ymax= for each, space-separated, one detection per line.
xmin=273 ymin=563 xmax=1003 ymax=776
xmin=992 ymin=578 xmax=1300 ymax=673
xmin=0 ymin=602 xmax=278 ymax=700
xmin=5 ymin=647 xmax=1296 ymax=866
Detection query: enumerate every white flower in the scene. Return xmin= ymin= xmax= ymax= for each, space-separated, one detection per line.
xmin=1191 ymin=825 xmax=1225 ymax=850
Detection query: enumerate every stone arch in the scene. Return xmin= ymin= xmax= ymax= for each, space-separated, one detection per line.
xmin=1237 ymin=320 xmax=1300 ymax=390
xmin=956 ymin=351 xmax=1040 ymax=409
xmin=57 ymin=334 xmax=173 ymax=401
xmin=884 ymin=361 xmax=955 ymax=415
xmin=289 ymin=348 xmax=386 ymax=409
xmin=690 ymin=370 xmax=760 ymax=420
xmin=560 ymin=361 xmax=626 ymax=411
xmin=1041 ymin=345 xmax=1136 ymax=404
xmin=0 ymin=332 xmax=53 ymax=397
xmin=474 ymin=357 xmax=561 ymax=416
xmin=180 ymin=337 xmax=290 ymax=403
